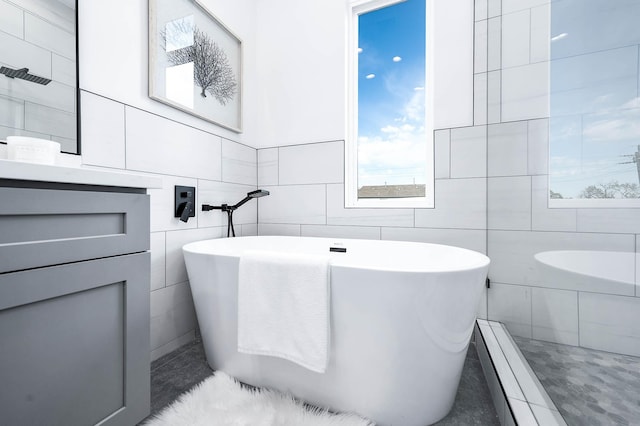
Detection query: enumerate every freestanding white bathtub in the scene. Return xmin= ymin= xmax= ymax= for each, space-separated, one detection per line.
xmin=183 ymin=236 xmax=490 ymax=426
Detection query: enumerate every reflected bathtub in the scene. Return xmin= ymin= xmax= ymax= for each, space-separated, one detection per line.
xmin=183 ymin=236 xmax=490 ymax=425
xmin=534 ymin=250 xmax=636 ymax=295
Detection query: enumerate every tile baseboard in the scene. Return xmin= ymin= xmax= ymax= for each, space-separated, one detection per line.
xmin=475 ymin=319 xmax=567 ymax=426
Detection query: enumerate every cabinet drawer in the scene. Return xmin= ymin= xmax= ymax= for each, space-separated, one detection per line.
xmin=0 ymin=187 xmax=149 ymax=273
xmin=0 ymin=252 xmax=150 ymax=426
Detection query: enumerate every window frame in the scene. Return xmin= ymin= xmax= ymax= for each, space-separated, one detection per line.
xmin=345 ymin=0 xmax=435 ymax=209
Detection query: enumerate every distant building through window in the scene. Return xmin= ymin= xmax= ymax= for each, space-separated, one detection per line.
xmin=358 ymin=184 xmax=426 ymax=198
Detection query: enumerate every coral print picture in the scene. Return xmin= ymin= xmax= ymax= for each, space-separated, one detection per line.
xmin=149 ymin=0 xmax=242 ymax=132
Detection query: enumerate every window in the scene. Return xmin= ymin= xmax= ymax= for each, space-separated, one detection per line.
xmin=346 ymin=0 xmax=434 ymax=208
xmin=548 ymin=0 xmax=640 ymax=208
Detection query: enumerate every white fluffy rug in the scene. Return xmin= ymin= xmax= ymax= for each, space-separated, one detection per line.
xmin=145 ymin=372 xmax=373 ymax=426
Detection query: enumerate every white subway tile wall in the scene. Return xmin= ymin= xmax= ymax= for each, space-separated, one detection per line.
xmin=487 ymin=70 xmax=502 ymax=123
xmin=125 ymin=107 xmax=222 ymax=181
xmin=278 ymin=141 xmax=343 ymax=185
xmin=487 ymin=121 xmax=528 ymax=177
xmin=450 ymin=126 xmax=487 ymax=178
xmin=531 ymin=287 xmax=579 ymax=345
xmin=487 ymin=283 xmax=533 ymax=338
xmin=239 ymin=223 xmax=259 ymax=237
xmin=526 ymin=118 xmax=548 ymax=176
xmin=24 ymin=13 xmax=75 ymax=60
xmin=80 ymin=92 xmax=126 ymax=169
xmin=381 ymin=227 xmax=487 ymax=254
xmin=0 ymin=95 xmax=25 ymax=128
xmin=579 ymin=292 xmax=640 ymax=357
xmin=164 ymin=227 xmax=224 ymax=287
xmin=150 ymin=281 xmax=197 ymax=354
xmin=501 ymin=9 xmax=530 ymax=68
xmin=259 ymin=184 xmax=326 ymax=225
xmin=0 ymin=1 xmax=23 ymax=38
xmin=301 ymin=224 xmax=381 ymax=240
xmin=488 ymin=176 xmax=532 ymax=230
xmin=576 ymin=208 xmax=640 ymax=234
xmin=150 ymin=232 xmax=166 ymax=292
xmin=475 ymin=19 xmax=488 ymax=73
xmin=416 ymin=178 xmax=487 ymax=229
xmin=475 ymin=0 xmax=488 ymax=21
xmin=502 ymin=62 xmax=550 ymax=121
xmin=257 ymin=148 xmax=278 ymax=186
xmin=487 ymin=17 xmax=502 ymax=72
xmin=52 ymin=55 xmax=75 ymax=86
xmin=24 ymin=102 xmax=76 ymax=140
xmin=257 ymin=223 xmax=302 ymax=237
xmin=222 ymin=140 xmax=257 ymax=186
xmin=434 ymin=129 xmax=451 ymax=179
xmin=474 ymin=73 xmax=488 ymax=125
xmin=502 ymin=0 xmax=550 ymax=15
xmin=529 ymin=4 xmax=550 ymax=63
xmin=488 ymin=0 xmax=502 ymax=18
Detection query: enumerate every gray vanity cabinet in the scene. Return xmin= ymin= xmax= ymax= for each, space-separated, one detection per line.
xmin=0 ymin=181 xmax=151 ymax=426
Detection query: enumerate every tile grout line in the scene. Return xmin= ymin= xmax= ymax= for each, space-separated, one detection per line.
xmin=577 ymin=291 xmax=581 ymax=346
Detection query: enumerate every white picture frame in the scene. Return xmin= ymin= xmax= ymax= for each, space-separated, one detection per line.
xmin=149 ymin=0 xmax=242 ymax=132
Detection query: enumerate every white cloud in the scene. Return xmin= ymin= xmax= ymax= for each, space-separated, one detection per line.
xmin=358 ymin=91 xmax=427 ymax=186
xmin=402 ymin=90 xmax=425 ymax=122
xmin=380 ymin=125 xmax=399 ymax=133
xmin=393 ymin=56 xmax=402 ymax=62
xmin=583 ymin=107 xmax=640 ymax=142
xmin=622 ymin=97 xmax=640 ymax=109
xmin=365 ymin=73 xmax=376 ymax=79
xmin=358 ymin=135 xmax=427 ymax=186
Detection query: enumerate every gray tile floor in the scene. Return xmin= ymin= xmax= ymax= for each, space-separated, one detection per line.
xmin=144 ymin=338 xmax=499 ymax=425
xmin=514 ymin=336 xmax=640 ymax=426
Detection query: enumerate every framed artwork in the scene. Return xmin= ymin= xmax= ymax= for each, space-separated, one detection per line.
xmin=149 ymin=0 xmax=242 ymax=132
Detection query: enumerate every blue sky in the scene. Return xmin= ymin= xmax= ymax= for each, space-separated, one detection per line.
xmin=357 ymin=0 xmax=426 ymax=188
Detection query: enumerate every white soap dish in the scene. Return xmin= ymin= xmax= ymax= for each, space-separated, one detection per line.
xmin=6 ymin=136 xmax=60 ymax=165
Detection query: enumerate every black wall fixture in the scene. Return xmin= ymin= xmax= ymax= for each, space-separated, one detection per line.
xmin=202 ymin=189 xmax=270 ymax=237
xmin=175 ymin=185 xmax=196 ymax=223
xmin=0 ymin=66 xmax=52 ymax=85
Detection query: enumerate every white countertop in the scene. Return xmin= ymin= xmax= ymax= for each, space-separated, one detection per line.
xmin=0 ymin=159 xmax=163 ymax=189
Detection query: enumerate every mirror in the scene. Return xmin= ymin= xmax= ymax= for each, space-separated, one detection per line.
xmin=0 ymin=0 xmax=78 ymax=154
xmin=548 ymin=0 xmax=640 ymax=204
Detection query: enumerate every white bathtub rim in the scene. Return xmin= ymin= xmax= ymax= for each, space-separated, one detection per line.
xmin=183 ymin=235 xmax=490 ymax=274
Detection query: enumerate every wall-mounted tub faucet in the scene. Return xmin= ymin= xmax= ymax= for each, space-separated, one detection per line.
xmin=175 ymin=185 xmax=196 ymax=223
xmin=202 ymin=189 xmax=270 ymax=237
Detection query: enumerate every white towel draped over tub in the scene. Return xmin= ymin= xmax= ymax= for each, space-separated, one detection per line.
xmin=237 ymin=250 xmax=331 ymax=373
